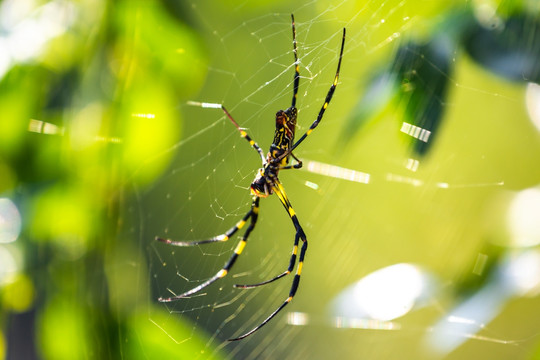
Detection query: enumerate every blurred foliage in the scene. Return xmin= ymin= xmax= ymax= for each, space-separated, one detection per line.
xmin=342 ymin=6 xmax=540 ymax=155
xmin=0 ymin=0 xmax=220 ymax=358
xmin=1 ymin=274 xmax=34 ymax=314
xmin=464 ymin=13 xmax=540 ymax=82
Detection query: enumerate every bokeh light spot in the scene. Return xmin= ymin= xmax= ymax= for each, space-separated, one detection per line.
xmin=0 ymin=198 xmax=21 ymax=244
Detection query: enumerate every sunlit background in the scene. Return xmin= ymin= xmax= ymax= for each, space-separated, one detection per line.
xmin=1 ymin=0 xmax=540 ymax=359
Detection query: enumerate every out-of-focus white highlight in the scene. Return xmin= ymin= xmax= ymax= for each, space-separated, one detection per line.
xmin=305 ymin=160 xmax=370 ymax=184
xmin=304 ymin=160 xmax=503 ymax=189
xmin=0 ymin=0 xmax=76 ymax=77
xmin=28 ymin=119 xmax=65 ymax=135
xmin=507 ymin=187 xmax=540 ymax=247
xmin=473 ymin=1 xmax=503 ymax=30
xmin=0 ymin=198 xmax=21 ymax=244
xmin=502 ymin=251 xmax=540 ymax=296
xmin=405 ymin=158 xmax=419 ymax=172
xmin=400 ymin=122 xmax=431 ymax=142
xmin=28 ymin=118 xmax=122 ymax=144
xmin=386 ymin=173 xmax=424 ymax=187
xmin=526 ymin=82 xmax=540 ymax=132
xmin=333 ymin=317 xmax=400 ymax=330
xmin=287 ymin=311 xmax=309 ymax=326
xmin=304 ymin=181 xmax=319 ymax=191
xmin=187 ymin=101 xmax=222 ymax=109
xmin=132 ymin=113 xmax=156 ymax=119
xmin=331 ymin=263 xmax=433 ymax=325
xmin=0 ymin=245 xmax=19 ymax=285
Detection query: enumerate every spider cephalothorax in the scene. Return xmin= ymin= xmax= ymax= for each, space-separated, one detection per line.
xmin=251 ymin=106 xmax=299 ymax=197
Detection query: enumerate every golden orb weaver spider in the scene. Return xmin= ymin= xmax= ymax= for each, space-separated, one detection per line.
xmin=156 ymin=14 xmax=346 ymax=341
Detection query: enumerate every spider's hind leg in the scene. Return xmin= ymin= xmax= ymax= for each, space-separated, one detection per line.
xmin=229 ymin=181 xmax=307 ymax=341
xmin=157 ymin=197 xmax=260 ymax=302
xmin=155 ymin=203 xmax=251 ymax=246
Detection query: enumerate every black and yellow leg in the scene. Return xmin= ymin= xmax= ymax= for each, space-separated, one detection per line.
xmin=234 ymin=231 xmax=298 ymax=288
xmin=158 ymin=198 xmax=260 ymax=302
xmin=278 ymin=152 xmax=303 ymax=170
xmin=279 ymin=27 xmax=346 ymax=163
xmin=186 ymin=101 xmax=267 ymax=165
xmin=229 ymin=181 xmax=307 ymax=341
xmin=155 ymin=198 xmax=256 ymax=246
xmin=291 ymin=14 xmax=300 ymax=109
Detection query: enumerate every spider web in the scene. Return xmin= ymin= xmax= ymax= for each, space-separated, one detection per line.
xmin=127 ymin=1 xmax=540 ymax=359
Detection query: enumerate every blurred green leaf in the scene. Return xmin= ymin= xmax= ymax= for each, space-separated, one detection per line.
xmin=30 ymin=184 xmax=96 ymax=256
xmin=1 ymin=273 xmax=34 ymax=313
xmin=39 ymin=298 xmax=91 ymax=360
xmin=0 ymin=330 xmax=5 ymax=359
xmin=113 ymin=0 xmax=208 ymax=97
xmin=464 ymin=13 xmax=540 ymax=83
xmin=341 ymin=30 xmax=459 ymax=155
xmin=341 ymin=8 xmax=540 ymax=156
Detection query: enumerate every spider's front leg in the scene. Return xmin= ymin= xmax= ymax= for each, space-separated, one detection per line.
xmin=186 ymin=101 xmax=266 ymax=166
xmin=156 ymin=197 xmax=260 ymax=302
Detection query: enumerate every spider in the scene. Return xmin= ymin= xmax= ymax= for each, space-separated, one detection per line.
xmin=156 ymin=14 xmax=346 ymax=341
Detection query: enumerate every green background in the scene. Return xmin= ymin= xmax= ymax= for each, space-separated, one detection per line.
xmin=1 ymin=0 xmax=540 ymax=359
